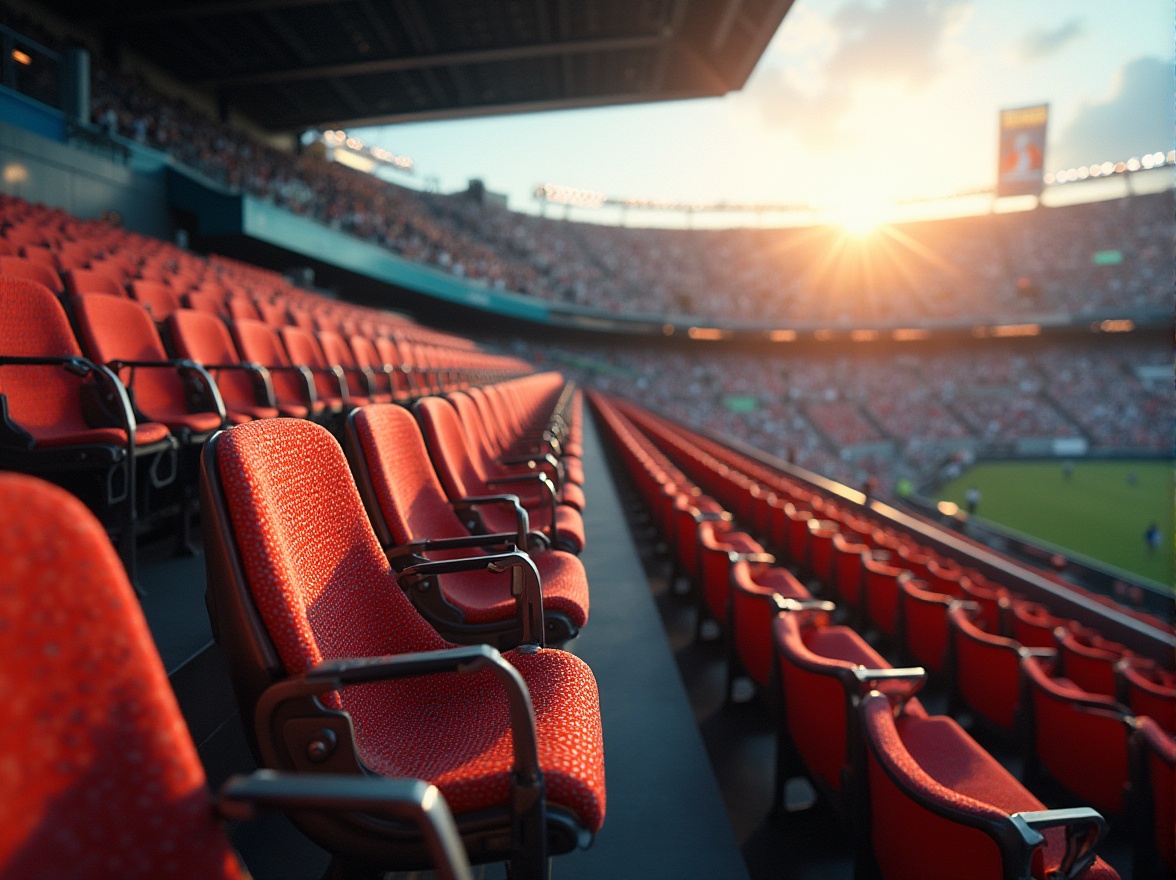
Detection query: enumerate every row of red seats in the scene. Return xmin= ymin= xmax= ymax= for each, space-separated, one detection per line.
xmin=591 ymin=391 xmax=1174 ymax=880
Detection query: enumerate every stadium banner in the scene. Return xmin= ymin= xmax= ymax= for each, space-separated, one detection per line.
xmin=997 ymin=104 xmax=1048 ymax=197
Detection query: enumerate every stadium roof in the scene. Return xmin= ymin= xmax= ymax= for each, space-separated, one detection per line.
xmin=46 ymin=0 xmax=795 ymax=132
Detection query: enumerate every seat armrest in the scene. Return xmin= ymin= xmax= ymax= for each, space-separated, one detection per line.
xmin=485 ymin=474 xmax=557 ymax=535
xmin=400 ymin=551 xmax=545 ymax=647
xmin=261 ymin=644 xmax=541 ymax=784
xmin=730 ymin=551 xmax=776 ymax=565
xmin=0 ymin=354 xmax=139 ymax=439
xmin=1009 ymin=808 xmax=1106 ymax=880
xmin=855 ymin=667 xmax=927 ymax=711
xmin=386 ymin=532 xmax=519 ymax=561
xmin=693 ymin=510 xmax=733 ymax=524
xmin=772 ymin=596 xmax=836 ymax=614
xmin=218 ymin=772 xmax=473 ymax=880
xmin=454 ymin=494 xmax=530 ymax=546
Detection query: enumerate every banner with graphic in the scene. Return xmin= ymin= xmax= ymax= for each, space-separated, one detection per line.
xmin=997 ymin=104 xmax=1048 ymax=197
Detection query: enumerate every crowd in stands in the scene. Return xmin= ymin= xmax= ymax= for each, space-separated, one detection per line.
xmin=518 ymin=339 xmax=1172 ymax=495
xmin=6 ymin=3 xmax=1167 ymax=329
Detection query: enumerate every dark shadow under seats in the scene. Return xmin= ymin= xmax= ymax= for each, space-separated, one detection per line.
xmin=345 ymin=403 xmax=589 ymax=646
xmin=200 ymin=418 xmax=605 ymax=879
xmin=0 ymin=472 xmax=474 ymax=880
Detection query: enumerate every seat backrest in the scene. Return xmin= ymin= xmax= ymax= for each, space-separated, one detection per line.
xmin=348 ymin=403 xmax=469 ymax=548
xmin=0 ymin=472 xmax=244 ymax=880
xmin=947 ymin=602 xmax=1024 ymax=733
xmin=1136 ymin=717 xmax=1175 ymax=871
xmin=279 ymin=326 xmax=339 ymax=401
xmin=1056 ymin=627 xmax=1127 ymax=697
xmin=413 ymin=396 xmax=490 ymax=502
xmin=318 ymin=330 xmax=366 ymax=398
xmin=63 ymin=267 xmax=124 ymax=299
xmin=205 ymin=418 xmax=449 ymax=693
xmin=348 ymin=335 xmax=392 ymax=395
xmin=185 ymin=291 xmax=230 ymax=319
xmin=169 ymin=310 xmax=258 ymax=412
xmin=0 ymin=257 xmax=62 ymax=293
xmin=0 ymin=276 xmax=106 ymax=442
xmin=231 ymin=319 xmax=307 ymax=406
xmin=1120 ymin=662 xmax=1176 ymax=735
xmin=74 ymin=294 xmax=188 ymax=421
xmin=130 ymin=280 xmax=182 ymax=321
xmin=1022 ymin=655 xmax=1130 ymax=815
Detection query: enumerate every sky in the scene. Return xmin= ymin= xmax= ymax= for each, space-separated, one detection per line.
xmin=351 ymin=0 xmax=1174 ymax=227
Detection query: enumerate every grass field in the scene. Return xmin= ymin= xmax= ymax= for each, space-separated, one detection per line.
xmin=937 ymin=460 xmax=1174 ymax=587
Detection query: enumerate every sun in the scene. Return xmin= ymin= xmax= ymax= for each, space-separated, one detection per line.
xmin=831 ymin=200 xmax=891 ymax=238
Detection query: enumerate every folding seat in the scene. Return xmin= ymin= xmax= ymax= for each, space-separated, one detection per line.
xmin=184 ymin=291 xmax=231 ymax=320
xmin=318 ymin=329 xmax=383 ymax=405
xmin=773 ymin=601 xmax=927 ymax=814
xmin=130 ymin=279 xmax=183 ymax=321
xmin=1021 ymin=655 xmax=1135 ymax=817
xmin=1009 ymin=599 xmax=1074 ymax=648
xmin=1130 ymin=717 xmax=1175 ymax=880
xmin=231 ymin=319 xmax=327 ymax=420
xmin=200 ymin=418 xmax=606 ymax=879
xmin=859 ymin=689 xmax=1118 ymax=880
xmin=375 ymin=335 xmax=419 ymax=399
xmin=448 ymin=391 xmax=584 ymax=512
xmin=73 ymin=294 xmax=225 ymax=447
xmin=1054 ymin=626 xmax=1131 ymax=697
xmin=62 ymin=267 xmax=124 ymax=298
xmin=776 ymin=501 xmax=813 ymax=567
xmin=897 ymin=577 xmax=955 ymax=674
xmin=0 ymin=256 xmax=63 ymax=294
xmin=1118 ymin=661 xmax=1176 ymax=735
xmin=0 ymin=277 xmax=176 ymax=582
xmin=956 ymin=572 xmax=1008 ymax=634
xmin=0 ymin=472 xmax=473 ymax=880
xmin=806 ymin=518 xmax=840 ymax=585
xmin=227 ymin=296 xmax=261 ymax=323
xmin=349 ymin=334 xmax=402 ymax=402
xmin=728 ymin=559 xmax=809 ymax=696
xmin=346 ymin=403 xmax=590 ymax=646
xmin=469 ymin=386 xmax=584 ymax=488
xmin=256 ymin=299 xmax=291 ymax=326
xmin=415 ymin=396 xmax=586 ymax=554
xmin=168 ymin=310 xmax=280 ymax=424
xmin=862 ymin=550 xmax=910 ymax=640
xmin=695 ymin=518 xmax=770 ymax=636
xmin=830 ymin=530 xmax=869 ymax=610
xmin=944 ymin=601 xmax=1037 ymax=737
xmin=20 ymin=243 xmax=60 ymax=272
xmin=279 ymin=326 xmax=348 ymax=415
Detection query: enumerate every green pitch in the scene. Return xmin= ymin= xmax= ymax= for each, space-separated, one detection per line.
xmin=936 ymin=461 xmax=1174 ymax=588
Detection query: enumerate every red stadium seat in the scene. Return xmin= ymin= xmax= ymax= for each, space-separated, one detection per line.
xmin=200 ymin=417 xmax=606 ymax=878
xmin=728 ymin=559 xmax=809 ymax=694
xmin=859 ymin=690 xmax=1118 ymax=880
xmin=278 ymin=325 xmax=348 ymax=415
xmin=63 ymin=267 xmax=125 ymax=298
xmin=1 ymin=257 xmax=63 ymax=293
xmin=1118 ymin=660 xmax=1176 ymax=735
xmin=1131 ymin=717 xmax=1175 ymax=880
xmin=230 ymin=319 xmax=325 ymax=421
xmin=346 ymin=402 xmax=590 ymax=645
xmin=130 ymin=279 xmax=183 ymax=321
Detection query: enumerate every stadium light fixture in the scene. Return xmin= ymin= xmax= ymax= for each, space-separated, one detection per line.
xmin=892 ymin=328 xmax=930 ymax=341
xmin=687 ymin=327 xmax=727 ymax=340
xmin=1095 ymin=319 xmax=1135 ymax=333
xmin=768 ymin=330 xmax=797 ymax=342
xmin=11 ymin=49 xmax=31 ymax=65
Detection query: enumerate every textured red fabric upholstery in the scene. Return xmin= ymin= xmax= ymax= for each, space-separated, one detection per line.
xmin=807 ymin=520 xmax=838 ymax=583
xmin=214 ymin=418 xmax=605 ymax=830
xmin=169 ymin=310 xmax=279 ymax=423
xmin=0 ymin=257 xmax=63 ymax=293
xmin=831 ymin=531 xmax=868 ymax=607
xmin=731 ymin=561 xmax=809 ymax=686
xmin=948 ymin=603 xmax=1023 ymax=733
xmin=348 ymin=335 xmax=397 ymax=401
xmin=0 ymin=474 xmax=243 ymax=880
xmin=317 ymin=330 xmax=374 ymax=405
xmin=0 ymin=277 xmax=169 ymax=447
xmin=75 ymin=294 xmax=222 ymax=435
xmin=1023 ymin=657 xmax=1130 ymax=815
xmin=1010 ymin=600 xmax=1069 ymax=649
xmin=1057 ymin=627 xmax=1127 ymax=697
xmin=862 ymin=694 xmax=1119 ymax=880
xmin=184 ymin=291 xmax=230 ymax=319
xmin=351 ymin=404 xmax=588 ymax=628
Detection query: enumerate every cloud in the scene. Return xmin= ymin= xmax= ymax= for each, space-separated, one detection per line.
xmin=751 ymin=0 xmax=970 ymax=146
xmin=1011 ymin=19 xmax=1085 ymax=63
xmin=1052 ymin=56 xmax=1174 ymax=168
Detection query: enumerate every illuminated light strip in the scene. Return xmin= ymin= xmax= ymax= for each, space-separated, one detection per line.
xmin=1094 ymin=319 xmax=1135 ymax=333
xmin=768 ymin=329 xmax=797 ymax=342
xmin=850 ymin=329 xmax=879 ymax=341
xmin=892 ymin=328 xmax=930 ymax=341
xmin=813 ymin=329 xmax=836 ymax=341
xmin=687 ymin=327 xmax=727 ymax=340
xmin=322 ymin=130 xmax=413 ymax=171
xmin=979 ymin=323 xmax=1042 ymax=338
xmin=1045 ymin=150 xmax=1169 ymax=185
